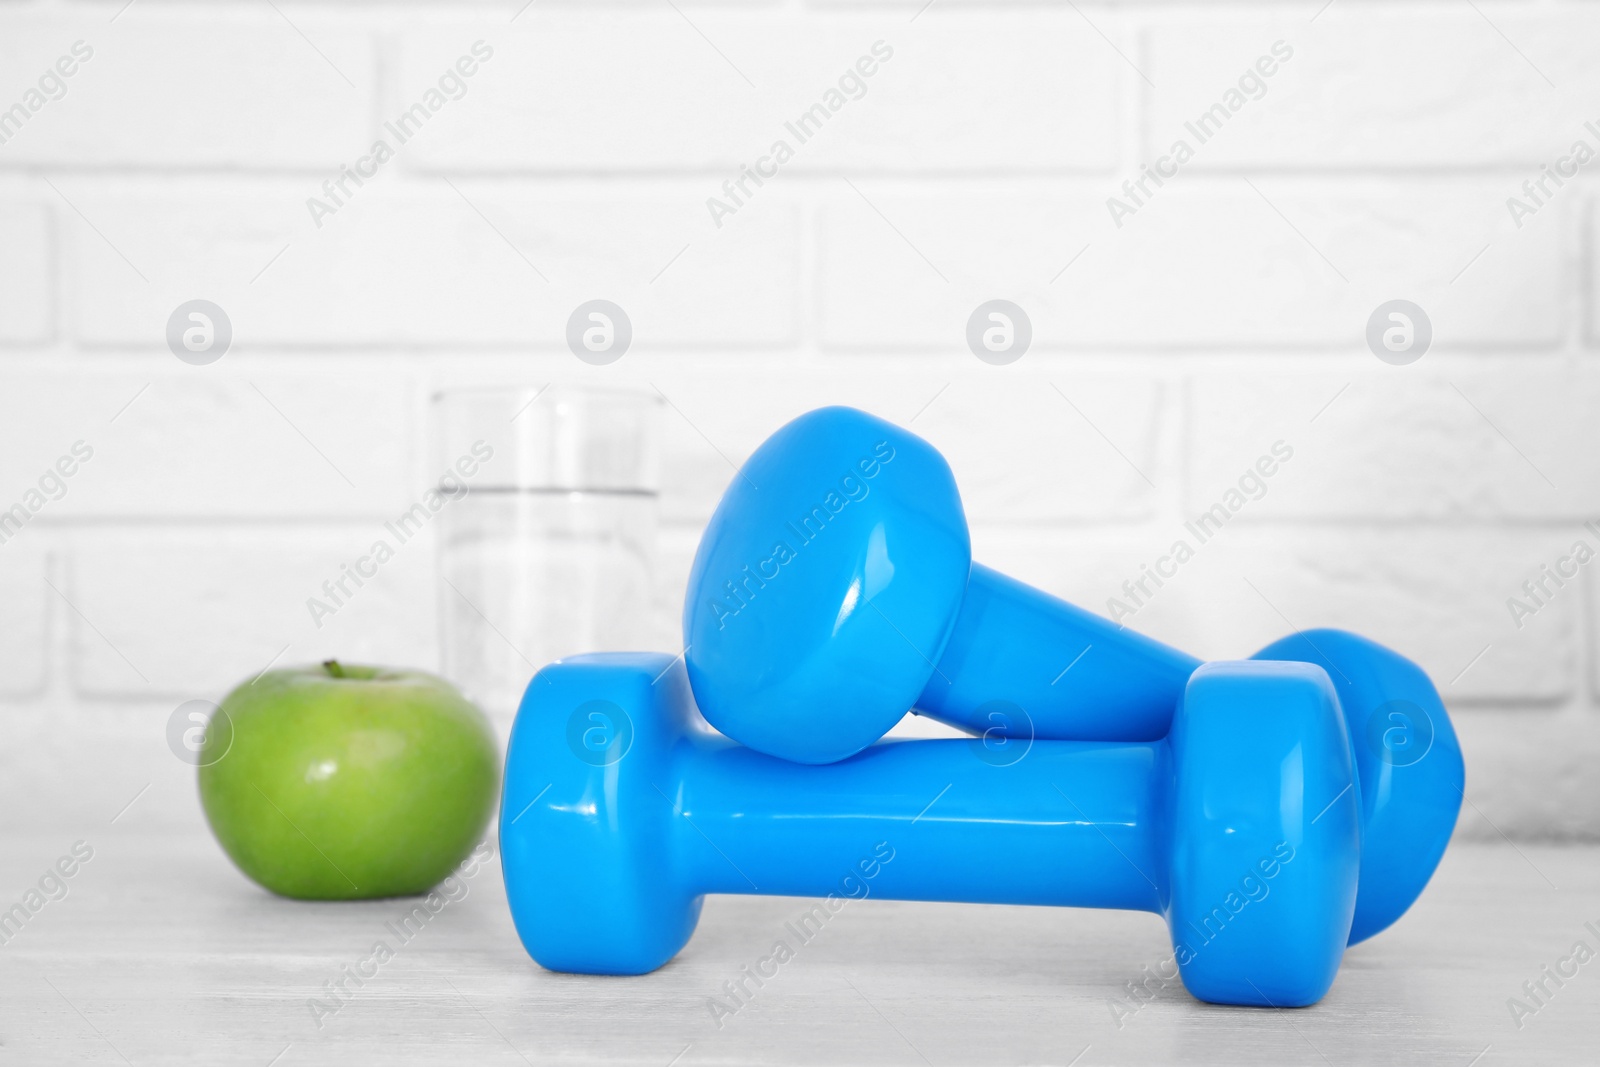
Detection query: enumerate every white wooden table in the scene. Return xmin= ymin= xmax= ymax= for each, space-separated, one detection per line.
xmin=2 ymin=830 xmax=1594 ymax=1065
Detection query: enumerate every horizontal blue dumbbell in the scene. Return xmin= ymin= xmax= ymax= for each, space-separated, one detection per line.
xmin=501 ymin=654 xmax=1384 ymax=1007
xmin=681 ymin=405 xmax=1463 ymax=944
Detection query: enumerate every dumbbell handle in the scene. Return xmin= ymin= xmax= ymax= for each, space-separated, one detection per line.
xmin=673 ymin=736 xmax=1166 ymax=914
xmin=916 ymin=564 xmax=1201 ymax=742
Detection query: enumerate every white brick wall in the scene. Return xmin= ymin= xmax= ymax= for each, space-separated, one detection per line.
xmin=1 ymin=1 xmax=1596 ymax=842
xmin=0 ymin=203 xmax=52 ymax=344
xmin=0 ymin=14 xmax=375 ymax=167
xmin=816 ymin=180 xmax=1570 ymax=349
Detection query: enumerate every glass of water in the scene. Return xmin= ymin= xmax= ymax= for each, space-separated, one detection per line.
xmin=432 ymin=385 xmax=662 ymax=733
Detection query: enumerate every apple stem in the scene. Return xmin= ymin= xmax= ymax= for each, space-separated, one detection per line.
xmin=322 ymin=659 xmax=347 ymax=679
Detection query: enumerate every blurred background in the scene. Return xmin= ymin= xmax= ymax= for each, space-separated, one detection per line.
xmin=1 ymin=0 xmax=1596 ymax=845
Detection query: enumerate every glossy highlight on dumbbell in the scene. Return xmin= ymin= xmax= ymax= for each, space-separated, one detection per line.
xmin=680 ymin=405 xmax=1464 ymax=944
xmin=501 ymin=653 xmax=1362 ymax=1007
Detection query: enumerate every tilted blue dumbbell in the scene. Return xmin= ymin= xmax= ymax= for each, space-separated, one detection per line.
xmin=680 ymin=405 xmax=1463 ymax=944
xmin=500 ymin=652 xmax=1456 ymax=1007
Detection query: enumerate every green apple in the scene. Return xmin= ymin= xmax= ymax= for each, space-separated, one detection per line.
xmin=199 ymin=661 xmax=499 ymax=900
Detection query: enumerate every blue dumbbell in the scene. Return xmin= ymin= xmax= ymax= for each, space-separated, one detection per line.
xmin=681 ymin=405 xmax=1463 ymax=944
xmin=501 ymin=654 xmax=1373 ymax=1007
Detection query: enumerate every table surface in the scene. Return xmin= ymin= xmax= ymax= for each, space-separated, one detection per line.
xmin=1 ymin=830 xmax=1595 ymax=1066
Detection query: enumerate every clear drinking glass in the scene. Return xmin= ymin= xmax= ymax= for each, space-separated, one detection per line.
xmin=432 ymin=386 xmax=662 ymax=733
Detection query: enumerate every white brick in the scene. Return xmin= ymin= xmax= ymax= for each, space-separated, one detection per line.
xmin=0 ymin=547 xmax=49 ymax=697
xmin=976 ymin=526 xmax=1576 ymax=706
xmin=0 ymin=15 xmax=375 ymax=168
xmin=0 ymin=204 xmax=52 ymax=344
xmin=816 ymin=179 xmax=1567 ymax=350
xmin=1449 ymin=711 xmax=1600 ymax=842
xmin=1589 ymin=572 xmax=1600 ymax=706
xmin=399 ymin=13 xmax=1116 ymax=172
xmin=67 ymin=531 xmax=437 ymax=699
xmin=64 ymin=181 xmax=798 ymax=348
xmin=1145 ymin=12 xmax=1600 ymax=169
xmin=0 ymin=369 xmax=416 ymax=518
xmin=1587 ymin=196 xmax=1600 ymax=345
xmin=649 ymin=367 xmax=1166 ymax=526
xmin=1188 ymin=366 xmax=1599 ymax=520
